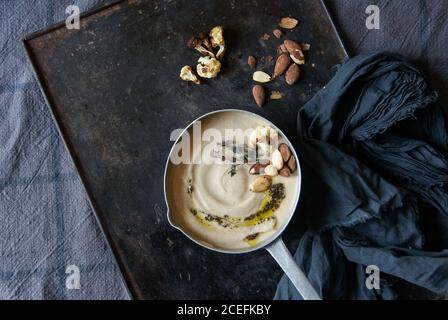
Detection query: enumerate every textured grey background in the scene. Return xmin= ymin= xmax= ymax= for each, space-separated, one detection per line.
xmin=327 ymin=0 xmax=448 ymax=105
xmin=0 ymin=0 xmax=446 ymax=299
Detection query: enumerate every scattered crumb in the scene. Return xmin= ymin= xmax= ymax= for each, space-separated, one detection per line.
xmin=301 ymin=43 xmax=311 ymax=51
xmin=247 ymin=55 xmax=257 ymax=69
xmin=260 ymin=33 xmax=270 ymax=41
xmin=270 ymin=91 xmax=283 ymax=100
xmin=273 ymin=29 xmax=283 ymax=38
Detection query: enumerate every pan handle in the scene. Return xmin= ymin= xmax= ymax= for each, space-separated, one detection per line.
xmin=265 ymin=237 xmax=321 ymax=300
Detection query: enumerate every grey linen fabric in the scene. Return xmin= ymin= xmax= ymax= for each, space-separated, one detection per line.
xmin=0 ymin=0 xmax=129 ymax=299
xmin=0 ymin=0 xmax=446 ymax=299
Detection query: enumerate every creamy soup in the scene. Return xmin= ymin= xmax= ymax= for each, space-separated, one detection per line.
xmin=166 ymin=111 xmax=299 ymax=250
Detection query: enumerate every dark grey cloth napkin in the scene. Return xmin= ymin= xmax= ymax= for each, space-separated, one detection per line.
xmin=275 ymin=52 xmax=448 ymax=300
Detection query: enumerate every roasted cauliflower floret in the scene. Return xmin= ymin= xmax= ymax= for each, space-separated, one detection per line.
xmin=199 ymin=32 xmax=214 ymax=53
xmin=179 ymin=65 xmax=201 ymax=84
xmin=209 ymin=26 xmax=225 ymax=60
xmin=183 ymin=27 xmax=226 ymax=81
xmin=187 ymin=35 xmax=215 ymax=58
xmin=196 ymin=56 xmax=221 ymax=79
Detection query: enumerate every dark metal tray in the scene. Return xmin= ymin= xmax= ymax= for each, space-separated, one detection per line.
xmin=24 ymin=0 xmax=347 ymax=299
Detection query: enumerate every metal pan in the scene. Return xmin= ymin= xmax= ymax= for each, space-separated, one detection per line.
xmin=164 ymin=109 xmax=321 ymax=300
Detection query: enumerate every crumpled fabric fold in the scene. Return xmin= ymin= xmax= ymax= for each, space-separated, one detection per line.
xmin=275 ymin=52 xmax=448 ymax=300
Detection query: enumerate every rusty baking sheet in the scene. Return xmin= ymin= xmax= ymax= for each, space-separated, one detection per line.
xmin=24 ymin=0 xmax=347 ymax=299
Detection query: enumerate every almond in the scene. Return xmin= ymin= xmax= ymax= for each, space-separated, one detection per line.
xmin=280 ymin=44 xmax=287 ymax=53
xmin=264 ymin=165 xmax=278 ymax=177
xmin=290 ymin=52 xmax=305 ymax=65
xmin=249 ymin=161 xmax=269 ymax=174
xmin=284 ymin=39 xmax=302 ymax=52
xmin=285 ymin=63 xmax=300 ymax=85
xmin=247 ymin=55 xmax=257 ymax=69
xmin=249 ymin=175 xmax=272 ymax=193
xmin=252 ymin=85 xmax=266 ymax=107
xmin=279 ymin=17 xmax=299 ymax=29
xmin=278 ymin=143 xmax=291 ymax=162
xmin=273 ymin=29 xmax=283 ymax=39
xmin=284 ymin=40 xmax=305 ymax=64
xmin=249 ymin=163 xmax=260 ymax=175
xmin=287 ymin=155 xmax=297 ymax=173
xmin=252 ymin=71 xmax=272 ymax=83
xmin=279 ymin=167 xmax=291 ymax=177
xmin=273 ymin=54 xmax=291 ymax=78
xmin=277 ymin=44 xmax=288 ymax=55
xmin=271 ymin=149 xmax=284 ymax=170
